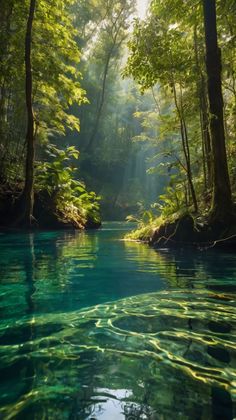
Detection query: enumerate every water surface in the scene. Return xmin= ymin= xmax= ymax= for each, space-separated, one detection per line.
xmin=0 ymin=222 xmax=235 ymax=419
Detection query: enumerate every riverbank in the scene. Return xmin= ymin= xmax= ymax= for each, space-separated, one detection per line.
xmin=0 ymin=184 xmax=101 ymax=231
xmin=126 ymin=214 xmax=236 ymax=250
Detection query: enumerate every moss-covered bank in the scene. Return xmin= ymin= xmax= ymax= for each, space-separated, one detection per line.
xmin=126 ymin=214 xmax=236 ymax=250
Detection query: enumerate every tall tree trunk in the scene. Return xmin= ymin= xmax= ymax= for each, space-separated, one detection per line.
xmin=203 ymin=0 xmax=233 ymax=221
xmin=193 ymin=26 xmax=212 ymax=191
xmin=85 ymin=49 xmax=112 ymax=151
xmin=85 ymin=6 xmax=126 ymax=152
xmin=201 ymin=83 xmax=212 ymax=189
xmin=23 ymin=0 xmax=36 ymax=226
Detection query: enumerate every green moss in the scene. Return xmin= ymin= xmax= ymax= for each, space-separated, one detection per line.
xmin=125 ymin=209 xmax=195 ymax=242
xmin=125 ymin=216 xmax=164 ymax=241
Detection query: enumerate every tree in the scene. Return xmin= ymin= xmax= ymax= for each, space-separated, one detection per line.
xmin=124 ymin=0 xmax=236 ymax=224
xmin=79 ymin=0 xmax=134 ymax=151
xmin=124 ymin=13 xmax=199 ymax=212
xmin=0 ymin=0 xmax=87 ymax=225
xmin=23 ymin=0 xmax=36 ymax=226
xmin=203 ymin=0 xmax=233 ymax=221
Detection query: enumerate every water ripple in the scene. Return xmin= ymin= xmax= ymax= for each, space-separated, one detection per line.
xmin=0 ymin=289 xmax=235 ymax=418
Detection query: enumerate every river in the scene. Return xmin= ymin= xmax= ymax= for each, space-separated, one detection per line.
xmin=0 ymin=222 xmax=235 ymax=419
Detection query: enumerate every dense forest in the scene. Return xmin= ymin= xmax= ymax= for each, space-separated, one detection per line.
xmin=1 ymin=2 xmax=236 ymax=418
xmin=0 ymin=0 xmax=236 ymax=244
xmin=125 ymin=0 xmax=236 ymax=246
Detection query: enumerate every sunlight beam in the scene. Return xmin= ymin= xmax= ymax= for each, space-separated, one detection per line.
xmin=136 ymin=0 xmax=149 ymax=19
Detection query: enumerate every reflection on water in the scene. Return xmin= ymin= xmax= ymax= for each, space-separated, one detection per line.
xmin=0 ymin=222 xmax=235 ymax=419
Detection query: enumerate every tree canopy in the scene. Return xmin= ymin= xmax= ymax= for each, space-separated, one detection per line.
xmin=0 ymin=0 xmax=235 ymax=231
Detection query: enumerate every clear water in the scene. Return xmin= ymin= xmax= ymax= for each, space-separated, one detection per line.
xmin=0 ymin=222 xmax=235 ymax=419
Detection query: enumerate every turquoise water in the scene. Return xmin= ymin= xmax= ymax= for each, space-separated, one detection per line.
xmin=0 ymin=222 xmax=235 ymax=419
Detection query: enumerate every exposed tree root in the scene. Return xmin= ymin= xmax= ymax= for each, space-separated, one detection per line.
xmin=150 ymin=214 xmax=236 ymax=250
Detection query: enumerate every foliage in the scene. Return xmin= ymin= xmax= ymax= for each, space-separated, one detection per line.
xmin=125 ymin=202 xmax=163 ymax=241
xmin=0 ymin=0 xmax=169 ymax=222
xmin=35 ymin=145 xmax=101 ymax=227
xmin=1 ymin=0 xmax=235 ymax=227
xmin=124 ymin=0 xmax=236 ymax=228
xmin=62 ymin=1 xmax=160 ymax=219
xmin=0 ymin=0 xmax=87 ymax=183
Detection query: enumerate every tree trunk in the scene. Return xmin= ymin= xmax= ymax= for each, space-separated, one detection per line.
xmin=85 ymin=49 xmax=112 ymax=151
xmin=85 ymin=6 xmax=126 ymax=152
xmin=172 ymin=79 xmax=198 ymax=213
xmin=201 ymin=84 xmax=212 ymax=189
xmin=23 ymin=0 xmax=36 ymax=226
xmin=193 ymin=26 xmax=212 ymax=191
xmin=203 ymin=0 xmax=233 ymax=221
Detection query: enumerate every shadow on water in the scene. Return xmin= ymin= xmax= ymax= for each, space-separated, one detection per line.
xmin=0 ymin=223 xmax=235 ymax=419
